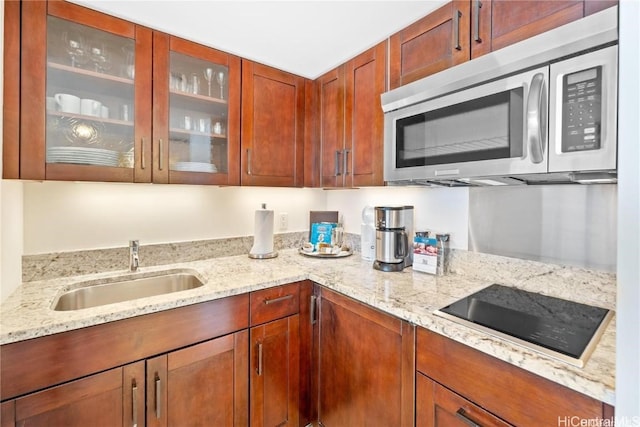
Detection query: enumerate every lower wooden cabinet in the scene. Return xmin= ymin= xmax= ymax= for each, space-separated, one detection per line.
xmin=315 ymin=286 xmax=415 ymax=427
xmin=417 ymin=373 xmax=512 ymax=427
xmin=147 ymin=331 xmax=248 ymax=427
xmin=416 ymin=327 xmax=611 ymax=426
xmin=250 ymin=316 xmax=300 ymax=427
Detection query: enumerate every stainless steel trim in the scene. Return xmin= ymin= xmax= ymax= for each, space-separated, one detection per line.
xmin=264 ymin=294 xmax=293 ymax=305
xmin=433 ymin=308 xmax=614 ymax=368
xmin=526 ymin=72 xmax=547 ymax=164
xmin=456 ymin=408 xmax=481 ymax=427
xmin=473 ymin=0 xmax=482 ymax=43
xmin=381 ymin=6 xmax=617 ymax=113
xmin=453 ymin=9 xmax=462 ymax=51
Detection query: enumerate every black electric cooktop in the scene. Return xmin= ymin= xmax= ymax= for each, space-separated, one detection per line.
xmin=434 ymin=284 xmax=613 ymax=367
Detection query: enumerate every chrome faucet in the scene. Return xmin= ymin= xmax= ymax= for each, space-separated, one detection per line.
xmin=129 ymin=240 xmax=140 ymax=272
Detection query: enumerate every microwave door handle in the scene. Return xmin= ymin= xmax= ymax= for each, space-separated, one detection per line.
xmin=527 ymin=72 xmax=547 ymax=164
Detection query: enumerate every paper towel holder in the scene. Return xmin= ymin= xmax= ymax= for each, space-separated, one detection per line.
xmin=249 ymin=203 xmax=279 ymax=259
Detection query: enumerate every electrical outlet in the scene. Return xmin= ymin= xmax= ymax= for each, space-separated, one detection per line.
xmin=279 ymin=213 xmax=288 ymax=230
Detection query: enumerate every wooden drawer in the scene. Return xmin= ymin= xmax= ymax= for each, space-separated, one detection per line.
xmin=416 ymin=327 xmax=607 ymax=426
xmin=250 ymin=282 xmax=300 ymax=326
xmin=416 ymin=373 xmax=512 ymax=427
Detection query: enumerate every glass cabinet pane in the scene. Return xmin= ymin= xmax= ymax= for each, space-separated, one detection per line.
xmin=46 ymin=16 xmax=135 ymax=169
xmin=169 ymin=51 xmax=229 ymax=175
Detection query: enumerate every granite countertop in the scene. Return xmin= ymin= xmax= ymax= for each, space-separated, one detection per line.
xmin=0 ymin=249 xmax=616 ymax=405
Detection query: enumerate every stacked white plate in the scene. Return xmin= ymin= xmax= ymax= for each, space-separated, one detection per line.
xmin=46 ymin=147 xmax=120 ymax=167
xmin=172 ymin=162 xmax=217 ymax=173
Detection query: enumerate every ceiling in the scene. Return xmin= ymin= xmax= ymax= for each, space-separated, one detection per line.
xmin=70 ymin=1 xmax=447 ymax=79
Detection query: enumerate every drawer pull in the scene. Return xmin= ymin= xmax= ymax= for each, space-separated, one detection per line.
xmin=257 ymin=342 xmax=263 ymax=376
xmin=473 ymin=0 xmax=483 ymax=43
xmin=263 ymin=294 xmax=294 ymax=305
xmin=456 ymin=408 xmax=481 ymax=427
xmin=453 ymin=9 xmax=462 ymax=51
xmin=154 ymin=373 xmax=162 ymax=419
xmin=310 ymin=295 xmax=317 ymax=325
xmin=158 ymin=139 xmax=164 ymax=171
xmin=132 ymin=380 xmax=138 ymax=427
xmin=140 ymin=138 xmax=146 ymax=170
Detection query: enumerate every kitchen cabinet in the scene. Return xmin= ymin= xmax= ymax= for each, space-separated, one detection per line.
xmin=416 ymin=374 xmax=512 ymax=427
xmin=317 ymin=66 xmax=345 ymax=187
xmin=2 ymin=0 xmax=20 ymax=179
xmin=146 ymin=331 xmax=248 ymax=427
xmin=314 ymin=286 xmax=415 ymax=427
xmin=0 ymin=294 xmax=250 ymax=425
xmin=315 ymin=42 xmax=386 ymax=187
xmin=9 ymin=362 xmax=144 ymax=427
xmin=152 ymin=33 xmax=241 ymax=185
xmin=15 ymin=0 xmax=240 ymax=185
xmin=416 ymin=327 xmax=612 ymax=426
xmin=391 ymin=0 xmax=619 ymax=87
xmin=389 ymin=1 xmax=470 ymax=88
xmin=241 ymin=60 xmax=306 ymax=187
xmin=472 ymin=0 xmax=585 ymax=59
xmin=249 ymin=283 xmax=302 ymax=427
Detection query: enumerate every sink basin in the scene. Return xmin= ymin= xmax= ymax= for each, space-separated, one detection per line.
xmin=52 ymin=271 xmax=205 ymax=311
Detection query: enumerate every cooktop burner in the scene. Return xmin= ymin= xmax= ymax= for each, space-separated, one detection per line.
xmin=434 ymin=284 xmax=613 ymax=367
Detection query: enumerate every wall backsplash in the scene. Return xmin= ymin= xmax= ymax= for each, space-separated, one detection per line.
xmin=469 ymin=184 xmax=617 ymax=272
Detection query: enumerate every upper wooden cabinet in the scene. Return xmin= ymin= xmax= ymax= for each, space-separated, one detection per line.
xmin=14 ymin=0 xmax=240 ymax=185
xmin=315 ymin=41 xmax=386 ymax=187
xmin=241 ymin=60 xmax=306 ymax=187
xmin=391 ymin=0 xmax=618 ymax=87
xmin=390 ymin=1 xmax=470 ymax=89
xmin=152 ymin=33 xmax=241 ymax=185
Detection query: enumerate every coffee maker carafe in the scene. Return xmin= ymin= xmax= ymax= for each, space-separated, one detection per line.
xmin=373 ymin=206 xmax=414 ymax=272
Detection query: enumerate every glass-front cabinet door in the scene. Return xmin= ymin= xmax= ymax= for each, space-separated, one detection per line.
xmin=20 ymin=1 xmax=152 ymax=182
xmin=152 ymin=34 xmax=240 ymax=185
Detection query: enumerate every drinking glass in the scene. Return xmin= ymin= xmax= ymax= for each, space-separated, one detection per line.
xmin=216 ymin=71 xmax=226 ymax=100
xmin=62 ymin=31 xmax=88 ymax=68
xmin=203 ymin=68 xmax=214 ymax=97
xmin=90 ymin=44 xmax=111 ymax=73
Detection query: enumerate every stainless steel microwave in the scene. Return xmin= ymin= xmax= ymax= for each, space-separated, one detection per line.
xmin=382 ymin=7 xmax=618 ymax=185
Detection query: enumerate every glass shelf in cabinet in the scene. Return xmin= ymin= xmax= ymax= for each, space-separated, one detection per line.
xmin=48 ymin=62 xmax=134 ymax=84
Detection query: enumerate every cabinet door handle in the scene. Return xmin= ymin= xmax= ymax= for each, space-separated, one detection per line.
xmin=257 ymin=342 xmax=263 ymax=376
xmin=473 ymin=0 xmax=483 ymax=43
xmin=456 ymin=408 xmax=482 ymax=427
xmin=154 ymin=373 xmax=162 ymax=419
xmin=310 ymin=295 xmax=317 ymax=325
xmin=140 ymin=138 xmax=146 ymax=170
xmin=131 ymin=380 xmax=138 ymax=427
xmin=343 ymin=149 xmax=350 ymax=176
xmin=158 ymin=139 xmax=164 ymax=171
xmin=247 ymin=148 xmax=252 ymax=175
xmin=264 ymin=294 xmax=294 ymax=305
xmin=453 ymin=9 xmax=462 ymax=51
xmin=334 ymin=150 xmax=342 ymax=176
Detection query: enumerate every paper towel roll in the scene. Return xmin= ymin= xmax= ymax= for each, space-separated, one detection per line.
xmin=249 ymin=207 xmax=278 ymax=259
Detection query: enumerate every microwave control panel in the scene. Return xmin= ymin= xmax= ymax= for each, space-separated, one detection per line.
xmin=561 ymin=66 xmax=602 ymax=152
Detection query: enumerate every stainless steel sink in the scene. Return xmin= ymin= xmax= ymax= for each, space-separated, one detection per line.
xmin=52 ymin=271 xmax=204 ymax=311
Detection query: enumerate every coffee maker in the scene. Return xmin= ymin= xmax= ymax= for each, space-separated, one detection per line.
xmin=373 ymin=206 xmax=414 ymax=272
